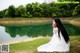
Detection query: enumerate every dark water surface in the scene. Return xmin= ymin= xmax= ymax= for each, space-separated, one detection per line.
xmin=0 ymin=23 xmax=52 ymax=44
xmin=0 ymin=23 xmax=80 ymax=44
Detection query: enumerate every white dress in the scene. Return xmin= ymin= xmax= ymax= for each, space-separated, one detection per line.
xmin=37 ymin=27 xmax=70 ymax=52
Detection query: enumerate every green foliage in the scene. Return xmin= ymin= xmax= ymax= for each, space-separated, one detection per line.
xmin=10 ymin=37 xmax=50 ymax=51
xmin=72 ymin=5 xmax=80 ymax=16
xmin=0 ymin=2 xmax=79 ymax=18
xmin=7 ymin=5 xmax=16 ymax=17
xmin=10 ymin=36 xmax=80 ymax=53
xmin=0 ymin=11 xmax=4 ymax=18
xmin=25 ymin=12 xmax=33 ymax=18
xmin=15 ymin=8 xmax=20 ymax=17
xmin=58 ymin=0 xmax=80 ymax=2
xmin=0 ymin=9 xmax=8 ymax=18
xmin=2 ymin=23 xmax=80 ymax=38
xmin=4 ymin=23 xmax=53 ymax=37
xmin=26 ymin=3 xmax=33 ymax=18
xmin=32 ymin=3 xmax=43 ymax=17
xmin=17 ymin=5 xmax=26 ymax=17
xmin=40 ymin=3 xmax=51 ymax=17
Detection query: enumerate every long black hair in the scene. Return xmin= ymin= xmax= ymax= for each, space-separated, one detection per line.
xmin=53 ymin=18 xmax=70 ymax=43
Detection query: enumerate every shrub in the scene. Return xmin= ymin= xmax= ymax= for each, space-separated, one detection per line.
xmin=72 ymin=5 xmax=80 ymax=16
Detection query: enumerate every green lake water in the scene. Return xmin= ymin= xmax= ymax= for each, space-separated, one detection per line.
xmin=0 ymin=23 xmax=53 ymax=44
xmin=0 ymin=23 xmax=80 ymax=44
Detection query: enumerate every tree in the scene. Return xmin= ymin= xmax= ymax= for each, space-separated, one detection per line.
xmin=57 ymin=0 xmax=70 ymax=1
xmin=7 ymin=5 xmax=16 ymax=17
xmin=49 ymin=2 xmax=61 ymax=17
xmin=0 ymin=9 xmax=8 ymax=18
xmin=17 ymin=5 xmax=26 ymax=17
xmin=32 ymin=2 xmax=43 ymax=17
xmin=58 ymin=0 xmax=80 ymax=2
xmin=26 ymin=3 xmax=33 ymax=17
xmin=40 ymin=3 xmax=51 ymax=17
xmin=72 ymin=5 xmax=80 ymax=16
xmin=0 ymin=11 xmax=3 ymax=18
xmin=26 ymin=4 xmax=33 ymax=14
xmin=15 ymin=8 xmax=20 ymax=17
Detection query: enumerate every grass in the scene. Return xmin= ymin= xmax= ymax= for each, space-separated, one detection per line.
xmin=0 ymin=17 xmax=80 ymax=26
xmin=0 ymin=17 xmax=52 ymax=25
xmin=0 ymin=17 xmax=80 ymax=53
xmin=10 ymin=37 xmax=50 ymax=53
xmin=10 ymin=36 xmax=80 ymax=53
xmin=61 ymin=18 xmax=80 ymax=26
xmin=0 ymin=17 xmax=51 ymax=21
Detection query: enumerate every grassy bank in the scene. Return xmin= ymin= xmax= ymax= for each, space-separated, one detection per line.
xmin=0 ymin=17 xmax=51 ymax=21
xmin=0 ymin=17 xmax=80 ymax=53
xmin=0 ymin=17 xmax=80 ymax=26
xmin=10 ymin=36 xmax=80 ymax=53
xmin=0 ymin=18 xmax=52 ymax=25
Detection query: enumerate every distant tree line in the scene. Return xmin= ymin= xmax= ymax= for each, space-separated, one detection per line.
xmin=0 ymin=2 xmax=80 ymax=18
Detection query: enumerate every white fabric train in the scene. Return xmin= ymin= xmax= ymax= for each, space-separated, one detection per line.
xmin=37 ymin=27 xmax=70 ymax=52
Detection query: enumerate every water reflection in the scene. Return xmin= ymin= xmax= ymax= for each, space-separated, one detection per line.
xmin=0 ymin=23 xmax=53 ymax=44
xmin=4 ymin=23 xmax=80 ymax=38
xmin=0 ymin=23 xmax=80 ymax=44
xmin=5 ymin=24 xmax=53 ymax=38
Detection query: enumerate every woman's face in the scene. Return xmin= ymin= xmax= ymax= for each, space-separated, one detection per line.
xmin=52 ymin=20 xmax=57 ymax=28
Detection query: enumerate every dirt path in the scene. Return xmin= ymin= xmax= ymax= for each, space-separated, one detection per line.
xmin=0 ymin=18 xmax=80 ymax=26
xmin=61 ymin=18 xmax=80 ymax=26
xmin=0 ymin=19 xmax=51 ymax=24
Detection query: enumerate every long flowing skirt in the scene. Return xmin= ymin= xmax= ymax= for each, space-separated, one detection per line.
xmin=37 ymin=33 xmax=70 ymax=52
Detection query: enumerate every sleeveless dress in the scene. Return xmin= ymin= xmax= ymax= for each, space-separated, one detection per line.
xmin=37 ymin=27 xmax=70 ymax=52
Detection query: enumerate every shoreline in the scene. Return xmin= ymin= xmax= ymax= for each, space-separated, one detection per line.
xmin=0 ymin=37 xmax=42 ymax=45
xmin=0 ymin=18 xmax=80 ymax=26
xmin=0 ymin=37 xmax=51 ymax=45
xmin=0 ymin=20 xmax=51 ymax=24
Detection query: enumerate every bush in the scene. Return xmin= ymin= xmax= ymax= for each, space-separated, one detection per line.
xmin=52 ymin=13 xmax=57 ymax=17
xmin=0 ymin=11 xmax=3 ymax=18
xmin=0 ymin=2 xmax=79 ymax=18
xmin=72 ymin=4 xmax=80 ymax=16
xmin=25 ymin=12 xmax=33 ymax=18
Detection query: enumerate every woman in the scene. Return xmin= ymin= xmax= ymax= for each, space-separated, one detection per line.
xmin=37 ymin=18 xmax=70 ymax=52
